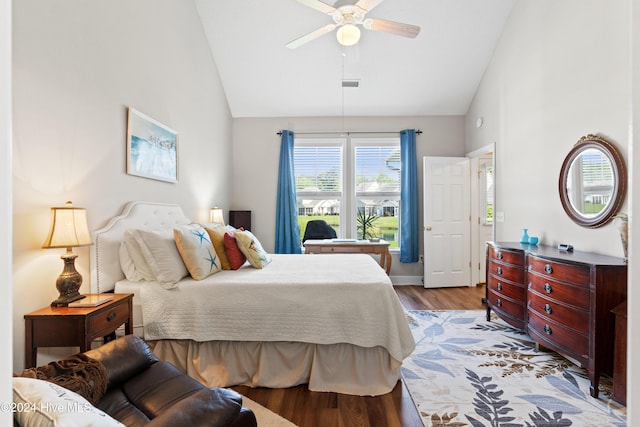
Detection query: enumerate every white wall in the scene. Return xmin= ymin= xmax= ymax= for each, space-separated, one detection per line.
xmin=467 ymin=0 xmax=638 ymax=423
xmin=1 ymin=0 xmax=12 ymax=423
xmin=466 ymin=0 xmax=629 ymax=257
xmin=231 ymin=115 xmax=466 ymax=278
xmin=12 ymin=0 xmax=232 ymax=371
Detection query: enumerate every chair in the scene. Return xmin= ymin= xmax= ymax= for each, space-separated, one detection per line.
xmin=302 ymin=219 xmax=337 ymax=243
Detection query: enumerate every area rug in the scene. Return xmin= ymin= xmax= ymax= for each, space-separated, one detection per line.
xmin=241 ymin=396 xmax=298 ymax=427
xmin=402 ymin=310 xmax=626 ymax=427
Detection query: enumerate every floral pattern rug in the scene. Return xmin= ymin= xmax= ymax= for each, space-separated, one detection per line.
xmin=402 ymin=310 xmax=626 ymax=427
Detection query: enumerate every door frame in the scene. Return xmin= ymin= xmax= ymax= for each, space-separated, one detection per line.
xmin=467 ymin=143 xmax=496 ymax=287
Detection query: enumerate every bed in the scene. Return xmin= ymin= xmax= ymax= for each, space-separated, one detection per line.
xmin=90 ymin=201 xmax=415 ymax=396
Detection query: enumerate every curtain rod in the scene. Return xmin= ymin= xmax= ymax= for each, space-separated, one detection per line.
xmin=276 ymin=130 xmax=422 ymax=136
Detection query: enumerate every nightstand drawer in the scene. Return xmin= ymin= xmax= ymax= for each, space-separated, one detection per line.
xmin=89 ymin=302 xmax=130 ymax=336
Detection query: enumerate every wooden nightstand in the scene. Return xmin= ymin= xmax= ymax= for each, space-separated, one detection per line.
xmin=24 ymin=293 xmax=133 ymax=368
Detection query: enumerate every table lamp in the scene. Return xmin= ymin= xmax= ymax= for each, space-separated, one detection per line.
xmin=42 ymin=201 xmax=92 ymax=307
xmin=209 ymin=206 xmax=225 ymax=225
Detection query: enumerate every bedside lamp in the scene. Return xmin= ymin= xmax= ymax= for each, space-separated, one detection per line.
xmin=209 ymin=207 xmax=225 ymax=225
xmin=42 ymin=201 xmax=92 ymax=307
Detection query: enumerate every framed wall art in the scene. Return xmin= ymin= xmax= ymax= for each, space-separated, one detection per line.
xmin=126 ymin=108 xmax=178 ymax=183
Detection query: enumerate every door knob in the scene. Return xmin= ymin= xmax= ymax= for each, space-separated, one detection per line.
xmin=425 ymin=226 xmax=432 ymax=231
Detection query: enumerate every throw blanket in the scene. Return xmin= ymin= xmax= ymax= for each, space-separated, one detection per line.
xmin=140 ymin=254 xmax=415 ymax=363
xmin=19 ymin=353 xmax=108 ymax=405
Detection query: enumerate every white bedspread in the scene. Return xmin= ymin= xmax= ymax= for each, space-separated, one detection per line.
xmin=139 ymin=254 xmax=415 ymax=363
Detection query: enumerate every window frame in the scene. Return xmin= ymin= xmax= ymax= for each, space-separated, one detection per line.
xmin=294 ymin=135 xmax=401 ymax=247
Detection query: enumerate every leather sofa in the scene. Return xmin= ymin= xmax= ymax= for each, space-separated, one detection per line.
xmin=85 ymin=335 xmax=257 ymax=426
xmin=16 ymin=335 xmax=257 ymax=427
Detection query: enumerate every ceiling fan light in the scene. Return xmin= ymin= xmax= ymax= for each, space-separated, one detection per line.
xmin=336 ymin=24 xmax=361 ymax=46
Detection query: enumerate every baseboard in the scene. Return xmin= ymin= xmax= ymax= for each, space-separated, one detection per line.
xmin=390 ymin=276 xmax=423 ymax=286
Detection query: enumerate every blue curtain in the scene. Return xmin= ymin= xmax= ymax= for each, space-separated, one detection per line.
xmin=275 ymin=130 xmax=302 ymax=254
xmin=400 ymin=129 xmax=419 ymax=262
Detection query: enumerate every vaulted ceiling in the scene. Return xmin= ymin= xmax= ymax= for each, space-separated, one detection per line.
xmin=195 ymin=0 xmax=516 ymax=118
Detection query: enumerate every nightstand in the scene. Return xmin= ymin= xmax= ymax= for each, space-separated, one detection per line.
xmin=24 ymin=293 xmax=133 ymax=368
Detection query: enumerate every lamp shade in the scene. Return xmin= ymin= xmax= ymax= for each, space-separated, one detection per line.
xmin=209 ymin=207 xmax=225 ymax=224
xmin=42 ymin=201 xmax=92 ymax=249
xmin=336 ymin=24 xmax=361 ymax=46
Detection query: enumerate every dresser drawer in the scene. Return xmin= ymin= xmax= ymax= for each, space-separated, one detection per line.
xmin=487 ymin=275 xmax=525 ymax=302
xmin=88 ymin=302 xmax=129 ymax=336
xmin=527 ymin=292 xmax=589 ymax=335
xmin=528 ymin=274 xmax=590 ymax=309
xmin=488 ymin=246 xmax=524 ymax=265
xmin=488 ymin=260 xmax=524 ymax=284
xmin=487 ymin=290 xmax=525 ymax=324
xmin=527 ymin=255 xmax=590 ymax=286
xmin=528 ymin=310 xmax=588 ymax=363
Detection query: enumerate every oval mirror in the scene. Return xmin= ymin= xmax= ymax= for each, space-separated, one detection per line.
xmin=559 ymin=134 xmax=626 ymax=228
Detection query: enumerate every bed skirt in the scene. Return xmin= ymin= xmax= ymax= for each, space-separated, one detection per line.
xmin=148 ymin=339 xmax=402 ymax=396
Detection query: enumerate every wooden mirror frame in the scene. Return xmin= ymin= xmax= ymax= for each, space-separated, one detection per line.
xmin=558 ymin=134 xmax=627 ymax=228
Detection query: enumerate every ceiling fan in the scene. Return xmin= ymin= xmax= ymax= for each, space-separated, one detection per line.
xmin=286 ymin=0 xmax=420 ymax=49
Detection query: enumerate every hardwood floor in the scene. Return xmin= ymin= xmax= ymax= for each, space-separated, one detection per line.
xmin=231 ymin=284 xmax=487 ymax=427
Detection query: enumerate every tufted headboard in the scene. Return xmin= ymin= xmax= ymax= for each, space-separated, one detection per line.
xmin=90 ymin=201 xmax=191 ymax=293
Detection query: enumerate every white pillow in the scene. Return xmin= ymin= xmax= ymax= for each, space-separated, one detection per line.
xmin=131 ymin=229 xmax=188 ymax=287
xmin=12 ymin=377 xmax=124 ymax=427
xmin=174 ymin=224 xmax=221 ymax=280
xmin=118 ymin=241 xmax=144 ymax=282
xmin=122 ymin=230 xmax=155 ymax=281
xmin=234 ymin=230 xmax=272 ymax=269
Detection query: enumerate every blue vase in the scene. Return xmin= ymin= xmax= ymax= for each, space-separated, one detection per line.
xmin=520 ymin=229 xmax=530 ymax=244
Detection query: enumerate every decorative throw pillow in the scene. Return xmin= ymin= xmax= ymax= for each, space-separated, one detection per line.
xmin=131 ymin=228 xmax=188 ymax=287
xmin=122 ymin=230 xmax=155 ymax=281
xmin=203 ymin=224 xmax=232 ymax=270
xmin=234 ymin=230 xmax=271 ymax=269
xmin=12 ymin=377 xmax=124 ymax=427
xmin=223 ymin=231 xmax=247 ymax=270
xmin=174 ymin=224 xmax=221 ymax=280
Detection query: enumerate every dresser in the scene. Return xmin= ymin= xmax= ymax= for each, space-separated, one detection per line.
xmin=485 ymin=242 xmax=627 ymax=398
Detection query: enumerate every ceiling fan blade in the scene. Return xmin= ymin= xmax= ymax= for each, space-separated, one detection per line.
xmin=294 ymin=0 xmax=337 ymax=15
xmin=286 ymin=23 xmax=338 ymax=49
xmin=354 ymin=0 xmax=385 ymax=13
xmin=364 ymin=18 xmax=420 ymax=38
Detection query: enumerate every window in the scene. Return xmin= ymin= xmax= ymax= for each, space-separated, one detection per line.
xmin=294 ymin=139 xmax=344 ymax=238
xmin=294 ymin=136 xmax=401 ymax=248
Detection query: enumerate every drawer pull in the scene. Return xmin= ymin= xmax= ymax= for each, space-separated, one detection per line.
xmin=497 ymin=267 xmax=503 ymax=275
xmin=107 ymin=311 xmax=117 ymax=322
xmin=544 ymin=264 xmax=553 ymax=274
xmin=497 ymin=283 xmax=502 ymax=291
xmin=497 ymin=251 xmax=503 ymax=260
xmin=544 ymin=283 xmax=552 ymax=293
xmin=543 ymin=324 xmax=552 ymax=335
xmin=496 ymin=298 xmax=502 ymax=307
xmin=544 ymin=304 xmax=553 ymax=315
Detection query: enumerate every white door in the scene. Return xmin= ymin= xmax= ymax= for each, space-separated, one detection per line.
xmin=423 ymin=156 xmax=471 ymax=288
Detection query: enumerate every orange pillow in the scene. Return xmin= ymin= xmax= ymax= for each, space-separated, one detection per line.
xmin=224 ymin=231 xmax=246 ymax=270
xmin=205 ymin=226 xmax=231 ymax=270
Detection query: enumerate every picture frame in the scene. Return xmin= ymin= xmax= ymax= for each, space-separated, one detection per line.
xmin=126 ymin=108 xmax=178 ymax=183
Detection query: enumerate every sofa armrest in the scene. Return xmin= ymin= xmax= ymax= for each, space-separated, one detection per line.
xmin=84 ymin=335 xmax=159 ymax=388
xmin=146 ymin=388 xmax=256 ymax=427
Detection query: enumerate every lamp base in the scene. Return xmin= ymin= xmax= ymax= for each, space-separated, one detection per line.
xmin=51 ymin=293 xmax=86 ymax=307
xmin=50 ymin=250 xmax=86 ymax=307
